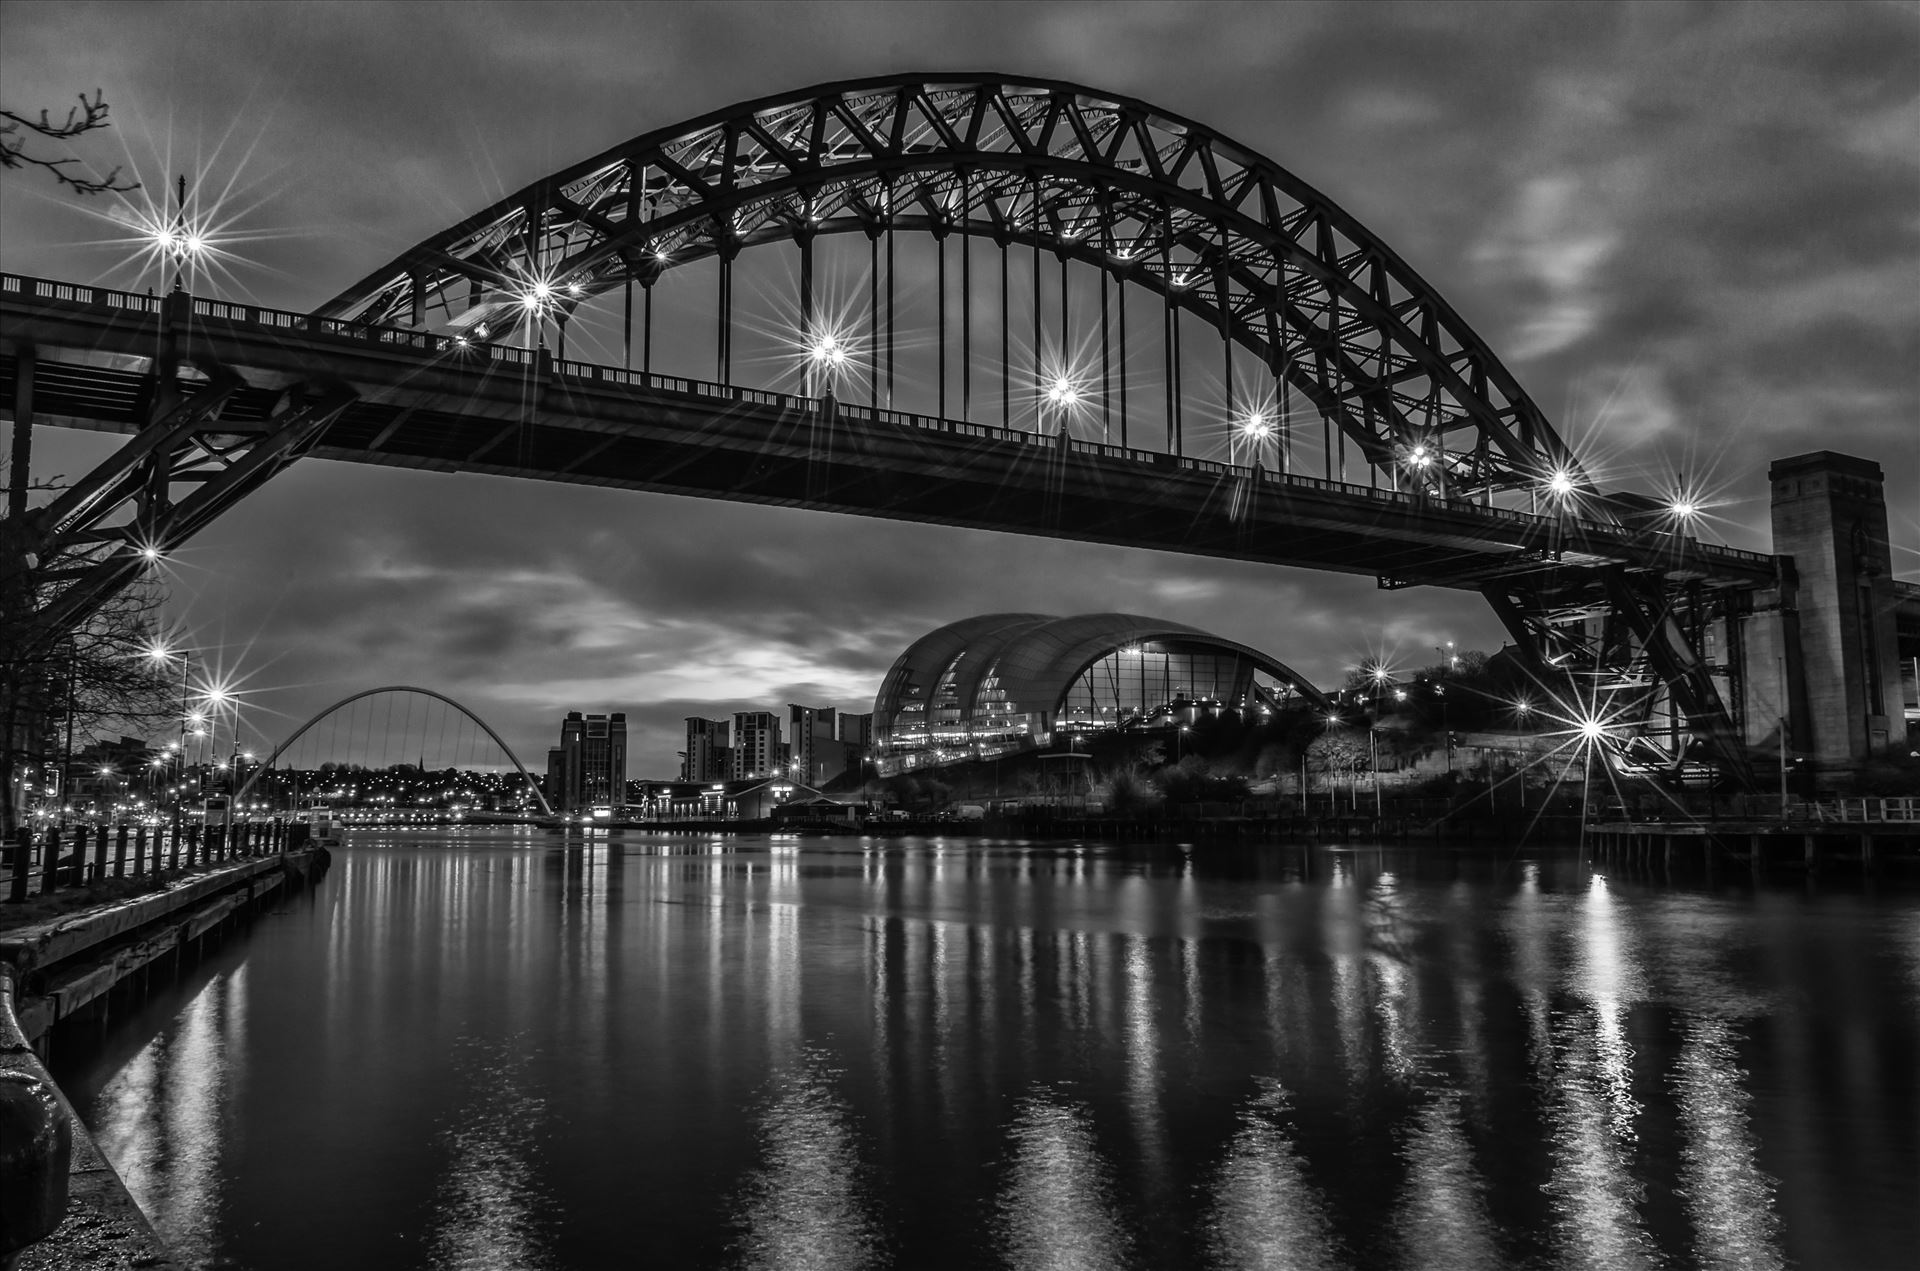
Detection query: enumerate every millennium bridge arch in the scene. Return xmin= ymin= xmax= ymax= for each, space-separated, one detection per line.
xmin=3 ymin=74 xmax=1785 ymax=787
xmin=232 ymin=686 xmax=555 ymax=818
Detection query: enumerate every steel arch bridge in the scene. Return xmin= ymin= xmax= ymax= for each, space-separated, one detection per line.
xmin=325 ymin=73 xmax=1581 ymax=502
xmin=232 ymin=685 xmax=555 ymax=817
xmin=0 ymin=73 xmax=1775 ymax=786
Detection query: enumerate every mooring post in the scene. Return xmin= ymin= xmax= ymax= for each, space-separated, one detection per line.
xmin=0 ymin=1067 xmax=72 ymax=1261
xmin=133 ymin=824 xmax=147 ymax=876
xmin=70 ymin=826 xmax=91 ymax=887
xmin=7 ymin=828 xmax=30 ymax=902
xmin=113 ymin=824 xmax=129 ymax=878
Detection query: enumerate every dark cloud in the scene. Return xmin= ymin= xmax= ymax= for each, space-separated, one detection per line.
xmin=4 ymin=1 xmax=1913 ymax=773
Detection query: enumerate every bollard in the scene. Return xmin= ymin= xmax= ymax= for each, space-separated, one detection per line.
xmin=40 ymin=828 xmax=61 ymax=895
xmin=114 ymin=824 xmax=129 ymax=878
xmin=133 ymin=824 xmax=147 ymax=877
xmin=186 ymin=823 xmax=200 ymax=869
xmin=168 ymin=823 xmax=181 ymax=873
xmin=68 ymin=826 xmax=91 ymax=888
xmin=0 ymin=1070 xmax=72 ymax=1259
xmin=92 ymin=824 xmax=109 ymax=883
xmin=7 ymin=829 xmax=30 ymax=903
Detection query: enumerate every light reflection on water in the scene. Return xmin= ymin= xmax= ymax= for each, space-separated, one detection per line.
xmin=1203 ymin=1080 xmax=1343 ymax=1271
xmin=732 ymin=1052 xmax=882 ymax=1271
xmin=423 ymin=1036 xmax=554 ymax=1271
xmin=1673 ymin=1018 xmax=1785 ymax=1271
xmin=996 ymin=1091 xmax=1132 ymax=1271
xmin=1394 ymin=1095 xmax=1502 ymax=1271
xmin=56 ymin=831 xmax=1920 ymax=1271
xmin=93 ymin=963 xmax=245 ymax=1265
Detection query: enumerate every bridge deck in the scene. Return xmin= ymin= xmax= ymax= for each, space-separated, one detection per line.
xmin=1 ymin=274 xmax=1777 ymax=590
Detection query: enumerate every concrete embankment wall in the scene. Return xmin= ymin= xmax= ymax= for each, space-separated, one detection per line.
xmin=0 ymin=847 xmax=329 ymax=1269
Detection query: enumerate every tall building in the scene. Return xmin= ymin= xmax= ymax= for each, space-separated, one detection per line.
xmin=549 ymin=711 xmax=627 ymax=812
xmin=838 ymin=711 xmax=874 ymax=783
xmin=789 ymin=704 xmax=842 ymax=786
xmin=683 ymin=717 xmax=731 ymax=782
xmin=838 ymin=712 xmax=873 ymax=747
xmin=731 ymin=711 xmax=783 ymax=779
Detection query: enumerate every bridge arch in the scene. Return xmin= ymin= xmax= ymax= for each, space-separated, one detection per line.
xmin=234 ymin=686 xmax=555 ymax=817
xmin=321 ymin=73 xmax=1587 ymax=505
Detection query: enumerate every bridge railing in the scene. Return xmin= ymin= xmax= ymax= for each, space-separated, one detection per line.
xmin=3 ymin=273 xmax=163 ymax=315
xmin=3 ymin=270 xmax=1775 ymax=575
xmin=1811 ymin=797 xmax=1920 ymax=823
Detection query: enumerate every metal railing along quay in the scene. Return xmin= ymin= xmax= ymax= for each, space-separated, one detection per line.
xmin=1 ymin=818 xmax=301 ymax=905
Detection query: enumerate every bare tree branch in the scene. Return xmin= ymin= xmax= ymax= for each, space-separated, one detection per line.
xmin=0 ymin=89 xmax=140 ymax=195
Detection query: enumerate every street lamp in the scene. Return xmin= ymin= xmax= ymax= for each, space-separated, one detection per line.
xmin=1235 ymin=411 xmax=1274 ymax=469
xmin=1046 ymin=373 xmax=1082 ymax=436
xmin=805 ymin=328 xmax=849 ymax=398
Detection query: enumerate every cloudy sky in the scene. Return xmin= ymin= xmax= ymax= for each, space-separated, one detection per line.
xmin=3 ymin=0 xmax=1915 ymax=776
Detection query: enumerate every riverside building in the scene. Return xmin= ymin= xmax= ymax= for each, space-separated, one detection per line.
xmin=731 ymin=711 xmax=784 ymax=780
xmin=546 ymin=711 xmax=628 ymax=812
xmin=871 ymin=613 xmax=1330 ymax=775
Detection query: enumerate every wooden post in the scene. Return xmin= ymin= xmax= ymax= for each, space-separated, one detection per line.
xmin=114 ymin=823 xmax=129 ymax=878
xmin=133 ymin=824 xmax=147 ymax=876
xmin=71 ymin=825 xmax=92 ymax=886
xmin=40 ymin=827 xmax=60 ymax=893
xmin=7 ymin=828 xmax=30 ymax=902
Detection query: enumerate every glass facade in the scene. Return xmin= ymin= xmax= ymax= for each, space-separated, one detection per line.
xmin=873 ymin=615 xmax=1317 ymax=775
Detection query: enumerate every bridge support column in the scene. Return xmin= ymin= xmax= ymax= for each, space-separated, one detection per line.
xmin=1768 ymin=452 xmax=1904 ymax=780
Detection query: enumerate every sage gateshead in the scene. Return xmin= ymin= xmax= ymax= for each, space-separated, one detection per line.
xmin=872 ymin=614 xmax=1330 ymax=775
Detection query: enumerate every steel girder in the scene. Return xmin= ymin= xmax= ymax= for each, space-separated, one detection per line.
xmin=1482 ymin=570 xmax=1758 ymax=787
xmin=7 ymin=306 xmax=357 ymax=650
xmin=319 ymin=74 xmax=1590 ymax=505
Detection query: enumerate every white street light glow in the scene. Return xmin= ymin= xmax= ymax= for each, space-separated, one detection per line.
xmin=1046 ymin=376 xmax=1080 ymax=406
xmin=1548 ymin=469 xmax=1576 ymax=496
xmin=809 ymin=333 xmax=848 ymax=366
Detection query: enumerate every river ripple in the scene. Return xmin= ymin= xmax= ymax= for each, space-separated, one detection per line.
xmin=52 ymin=831 xmax=1920 ymax=1270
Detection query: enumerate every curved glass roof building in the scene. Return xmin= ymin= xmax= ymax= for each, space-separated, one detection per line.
xmin=873 ymin=613 xmax=1331 ymax=774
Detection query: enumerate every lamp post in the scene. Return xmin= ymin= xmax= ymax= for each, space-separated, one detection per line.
xmin=1368 ymin=664 xmax=1393 ymax=819
xmin=1046 ymin=374 xmax=1081 ymax=436
xmin=806 ymin=329 xmax=849 ymax=400
xmin=1235 ymin=411 xmax=1273 ymax=471
xmin=1514 ymin=698 xmax=1532 ymax=810
xmin=145 ymin=643 xmax=193 ymax=809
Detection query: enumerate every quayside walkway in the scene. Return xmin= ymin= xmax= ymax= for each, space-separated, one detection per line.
xmin=1 ymin=838 xmax=329 ymax=1269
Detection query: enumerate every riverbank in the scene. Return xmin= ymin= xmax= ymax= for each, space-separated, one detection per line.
xmin=0 ymin=848 xmax=329 ymax=1269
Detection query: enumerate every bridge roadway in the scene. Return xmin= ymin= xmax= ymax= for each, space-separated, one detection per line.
xmin=1 ymin=273 xmax=1776 ymax=592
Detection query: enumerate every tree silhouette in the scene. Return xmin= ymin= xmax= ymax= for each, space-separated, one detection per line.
xmin=0 ymin=89 xmax=138 ymax=195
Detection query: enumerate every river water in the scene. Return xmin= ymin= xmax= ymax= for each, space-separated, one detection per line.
xmin=49 ymin=829 xmax=1920 ymax=1270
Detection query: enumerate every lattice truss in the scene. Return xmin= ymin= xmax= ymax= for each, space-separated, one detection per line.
xmin=325 ymin=75 xmax=1588 ymax=503
xmin=1483 ymin=572 xmax=1752 ymax=778
xmin=18 ymin=347 xmax=355 ymax=641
